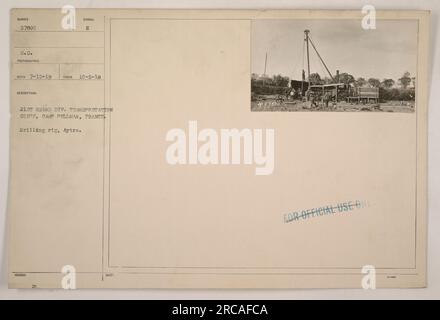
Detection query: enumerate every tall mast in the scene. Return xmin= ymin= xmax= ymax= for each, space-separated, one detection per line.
xmin=304 ymin=30 xmax=311 ymax=89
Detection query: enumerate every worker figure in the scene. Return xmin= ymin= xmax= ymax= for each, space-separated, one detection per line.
xmin=289 ymin=88 xmax=296 ymax=100
xmin=285 ymin=88 xmax=292 ymax=101
xmin=323 ymin=91 xmax=333 ymax=110
xmin=309 ymin=91 xmax=318 ymax=109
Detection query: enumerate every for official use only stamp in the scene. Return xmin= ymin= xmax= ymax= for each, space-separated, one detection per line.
xmin=284 ymin=200 xmax=370 ymax=223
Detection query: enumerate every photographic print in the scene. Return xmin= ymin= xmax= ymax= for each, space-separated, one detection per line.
xmin=251 ymin=20 xmax=418 ymax=112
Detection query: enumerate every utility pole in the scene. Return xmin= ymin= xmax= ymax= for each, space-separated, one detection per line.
xmin=264 ymin=52 xmax=267 ymax=76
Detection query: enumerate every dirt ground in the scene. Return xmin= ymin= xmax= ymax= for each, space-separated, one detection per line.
xmin=251 ymin=98 xmax=415 ymax=113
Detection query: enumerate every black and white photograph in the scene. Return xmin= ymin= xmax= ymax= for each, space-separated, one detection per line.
xmin=251 ymin=19 xmax=418 ymax=112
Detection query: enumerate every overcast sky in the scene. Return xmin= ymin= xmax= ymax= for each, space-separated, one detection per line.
xmin=251 ymin=19 xmax=418 ymax=82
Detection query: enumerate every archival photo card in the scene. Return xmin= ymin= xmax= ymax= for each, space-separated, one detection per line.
xmin=8 ymin=9 xmax=429 ymax=289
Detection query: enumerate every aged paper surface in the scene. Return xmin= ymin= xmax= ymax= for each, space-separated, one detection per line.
xmin=8 ymin=9 xmax=429 ymax=288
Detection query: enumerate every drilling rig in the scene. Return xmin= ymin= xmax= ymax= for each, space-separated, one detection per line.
xmin=292 ymin=29 xmax=378 ymax=106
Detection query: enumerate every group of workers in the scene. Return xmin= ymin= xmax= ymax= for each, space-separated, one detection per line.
xmin=281 ymin=87 xmax=337 ymax=110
